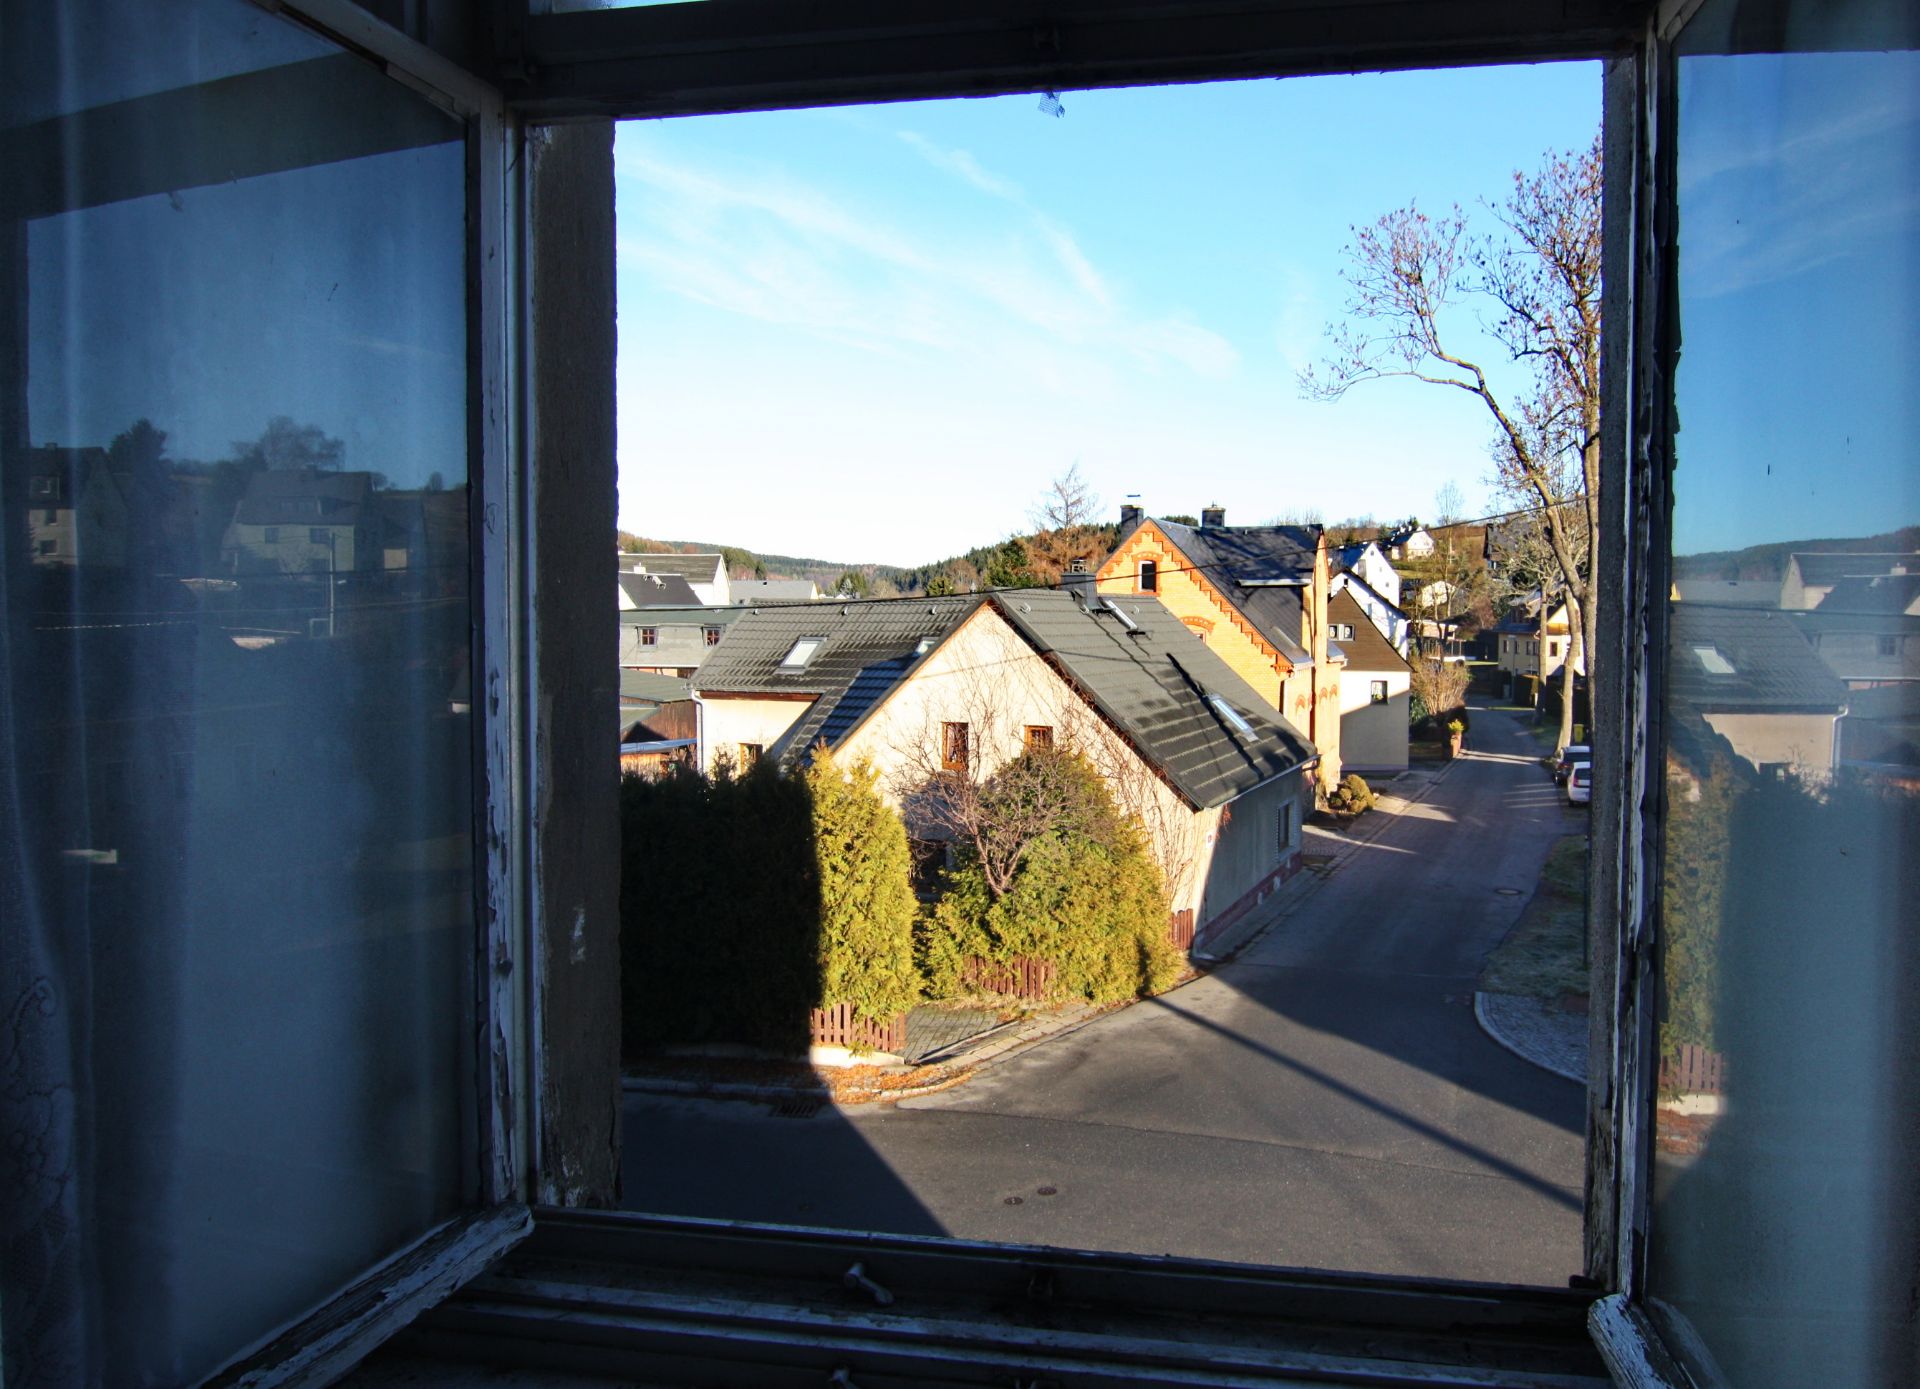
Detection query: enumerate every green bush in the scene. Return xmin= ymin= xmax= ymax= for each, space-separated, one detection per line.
xmin=804 ymin=747 xmax=921 ymax=1027
xmin=1327 ymin=772 xmax=1376 ymax=816
xmin=923 ymin=750 xmax=1177 ymax=1004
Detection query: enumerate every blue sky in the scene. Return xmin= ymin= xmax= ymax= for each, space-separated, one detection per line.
xmin=616 ymin=65 xmax=1604 ymax=566
xmin=1670 ymin=48 xmax=1919 ymax=556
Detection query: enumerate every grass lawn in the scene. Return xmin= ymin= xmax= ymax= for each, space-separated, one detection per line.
xmin=1480 ymin=834 xmax=1589 ymax=1000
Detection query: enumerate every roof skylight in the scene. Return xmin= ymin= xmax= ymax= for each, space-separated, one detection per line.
xmin=1206 ymin=693 xmax=1256 ymax=737
xmin=780 ymin=636 xmax=825 ymax=669
xmin=1692 ymin=644 xmax=1736 ymax=675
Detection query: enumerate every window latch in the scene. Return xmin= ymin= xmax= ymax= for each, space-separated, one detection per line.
xmin=842 ymin=1261 xmax=894 ymax=1306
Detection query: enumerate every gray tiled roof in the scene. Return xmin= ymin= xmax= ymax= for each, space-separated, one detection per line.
xmin=1673 ymin=578 xmax=1780 ymax=609
xmin=636 ymin=553 xmax=726 ymax=582
xmin=1140 ymin=519 xmax=1317 ymax=664
xmin=731 ymin=579 xmax=820 ymax=604
xmin=1790 ymin=552 xmax=1920 ymax=586
xmin=991 ymin=590 xmax=1316 ymax=809
xmin=1669 ymin=604 xmax=1847 ymax=712
xmin=696 ymin=598 xmax=977 ymax=760
xmin=620 ymin=670 xmax=692 ymax=703
xmin=1814 ymin=574 xmax=1920 ymax=615
xmin=619 ymin=572 xmax=702 ymax=607
xmin=697 ymin=590 xmax=1316 ymax=809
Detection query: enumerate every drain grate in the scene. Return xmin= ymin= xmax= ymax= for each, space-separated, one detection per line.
xmin=769 ymin=1096 xmax=824 ymax=1119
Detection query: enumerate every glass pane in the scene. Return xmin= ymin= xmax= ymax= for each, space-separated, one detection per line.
xmin=1 ymin=3 xmax=473 ymax=1383
xmin=613 ymin=66 xmax=1599 ymax=1290
xmin=1654 ymin=1 xmax=1919 ymax=1384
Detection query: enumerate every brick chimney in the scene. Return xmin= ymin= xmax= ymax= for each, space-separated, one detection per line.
xmin=1200 ymin=504 xmax=1225 ymax=529
xmin=1119 ymin=503 xmax=1142 ymax=530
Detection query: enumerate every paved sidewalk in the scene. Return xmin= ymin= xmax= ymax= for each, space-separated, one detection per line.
xmin=1475 ymin=992 xmax=1588 ymax=1084
xmin=1193 ymin=760 xmax=1459 ymax=966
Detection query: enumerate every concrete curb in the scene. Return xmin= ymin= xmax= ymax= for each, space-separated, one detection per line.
xmin=1473 ymin=991 xmax=1586 ymax=1085
xmin=621 ymin=1003 xmax=1112 ymax=1107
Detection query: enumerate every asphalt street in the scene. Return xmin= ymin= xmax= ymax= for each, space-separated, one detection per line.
xmin=623 ymin=704 xmax=1589 ymax=1286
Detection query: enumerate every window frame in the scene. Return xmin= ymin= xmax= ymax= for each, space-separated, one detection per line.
xmin=1137 ymin=558 xmax=1158 ymax=592
xmin=941 ymin=719 xmax=970 ymax=774
xmin=222 ymin=1 xmax=1729 ymax=1383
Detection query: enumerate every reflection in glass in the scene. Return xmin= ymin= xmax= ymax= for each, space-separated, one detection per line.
xmin=2 ymin=2 xmax=472 ymax=1382
xmin=1655 ymin=1 xmax=1918 ymax=1384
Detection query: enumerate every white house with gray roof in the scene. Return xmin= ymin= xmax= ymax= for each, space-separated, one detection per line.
xmin=695 ymin=589 xmax=1318 ymax=948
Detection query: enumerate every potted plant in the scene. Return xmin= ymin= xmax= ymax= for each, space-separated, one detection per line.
xmin=1447 ymin=718 xmax=1466 ymax=758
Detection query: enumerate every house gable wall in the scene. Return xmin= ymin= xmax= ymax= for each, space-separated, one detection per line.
xmin=836 ymin=605 xmax=1234 ymax=921
xmin=1095 ymin=523 xmax=1287 ymax=708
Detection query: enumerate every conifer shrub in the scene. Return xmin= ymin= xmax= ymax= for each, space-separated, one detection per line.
xmin=619 ymin=759 xmax=818 ymax=1056
xmin=922 ymin=750 xmax=1178 ymax=1004
xmin=803 ymin=747 xmax=921 ymax=1028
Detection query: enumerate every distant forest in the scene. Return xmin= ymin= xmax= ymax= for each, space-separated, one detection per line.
xmin=1673 ymin=525 xmax=1920 ymax=581
xmin=617 ymin=524 xmax=1121 ymax=598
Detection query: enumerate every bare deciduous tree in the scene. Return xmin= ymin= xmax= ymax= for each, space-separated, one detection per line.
xmin=1304 ymin=135 xmax=1600 ymax=753
xmin=887 ymin=684 xmax=1102 ymax=900
xmin=1029 ymin=461 xmax=1102 ymax=532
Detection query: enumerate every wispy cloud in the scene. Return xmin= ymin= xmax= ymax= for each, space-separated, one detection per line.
xmin=1680 ymin=73 xmax=1920 ymax=299
xmin=615 ymin=133 xmax=1236 ymax=390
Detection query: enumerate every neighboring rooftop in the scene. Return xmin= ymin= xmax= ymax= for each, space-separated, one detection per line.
xmin=1121 ymin=512 xmax=1318 ymax=664
xmin=1328 ymin=590 xmax=1410 ymax=673
xmin=630 ymin=552 xmax=727 ymax=582
xmin=730 ymin=578 xmax=821 ymax=604
xmin=1787 ymin=552 xmax=1919 ymax=587
xmin=618 ymin=571 xmax=701 ymax=608
xmin=1673 ymin=578 xmax=1780 ymax=609
xmin=992 ymin=589 xmax=1316 ymax=809
xmin=1668 ymin=605 xmax=1848 ymax=712
xmin=1813 ymin=573 xmax=1920 ymax=616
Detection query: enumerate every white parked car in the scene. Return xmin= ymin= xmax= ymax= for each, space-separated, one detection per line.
xmin=1566 ymin=762 xmax=1593 ymax=805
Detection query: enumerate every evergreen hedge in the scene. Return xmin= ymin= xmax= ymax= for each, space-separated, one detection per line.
xmin=619 ymin=760 xmax=818 ymax=1057
xmin=618 ymin=749 xmax=921 ymax=1060
xmin=804 ymin=747 xmax=921 ymax=1027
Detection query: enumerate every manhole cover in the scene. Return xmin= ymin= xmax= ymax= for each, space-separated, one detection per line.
xmin=1494 ymin=887 xmax=1523 ymax=896
xmin=769 ymin=1096 xmax=823 ymax=1119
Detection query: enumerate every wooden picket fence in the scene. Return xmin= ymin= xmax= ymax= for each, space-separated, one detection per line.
xmin=1167 ymin=908 xmax=1195 ymax=951
xmin=808 ymin=1002 xmax=907 ymax=1054
xmin=962 ymin=955 xmax=1056 ymax=1001
xmin=1659 ymin=1043 xmax=1726 ymax=1095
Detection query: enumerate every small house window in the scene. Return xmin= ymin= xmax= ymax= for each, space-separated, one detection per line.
xmin=310 ymin=527 xmax=329 ymax=545
xmin=1024 ymin=725 xmax=1053 ymax=750
xmin=639 ymin=627 xmax=657 ymax=646
xmin=703 ymin=627 xmax=722 ymax=646
xmin=37 ymin=539 xmax=56 ymax=556
xmin=1548 ymin=640 xmax=1559 ymax=657
xmin=30 ymin=476 xmax=55 ymax=498
xmin=1138 ymin=559 xmax=1157 ymax=593
xmin=1878 ymin=635 xmax=1898 ymax=657
xmin=941 ymin=721 xmax=970 ymax=774
xmin=43 ymin=508 xmax=58 ymax=524
xmin=1278 ymin=800 xmax=1294 ymax=851
xmin=1369 ymin=680 xmax=1388 ymax=704
xmin=737 ymin=743 xmax=762 ymax=768
xmin=264 ymin=526 xmax=280 ymax=543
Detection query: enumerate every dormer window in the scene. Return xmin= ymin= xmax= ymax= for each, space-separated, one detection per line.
xmin=779 ymin=636 xmax=823 ymax=669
